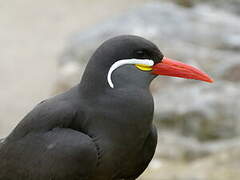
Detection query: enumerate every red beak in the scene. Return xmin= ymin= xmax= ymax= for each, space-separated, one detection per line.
xmin=152 ymin=57 xmax=214 ymax=83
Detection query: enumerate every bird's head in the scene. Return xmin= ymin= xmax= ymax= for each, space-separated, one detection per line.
xmin=81 ymin=35 xmax=213 ymax=91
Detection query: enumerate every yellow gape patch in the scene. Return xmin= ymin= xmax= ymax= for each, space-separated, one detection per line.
xmin=135 ymin=64 xmax=153 ymax=71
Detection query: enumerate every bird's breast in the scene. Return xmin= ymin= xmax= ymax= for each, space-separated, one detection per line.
xmin=91 ymin=124 xmax=156 ymax=179
xmin=83 ymin=89 xmax=155 ymax=179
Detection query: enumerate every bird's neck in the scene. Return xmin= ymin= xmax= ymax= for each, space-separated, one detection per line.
xmin=91 ymin=87 xmax=154 ymax=126
xmin=77 ymin=84 xmax=155 ymax=150
xmin=79 ymin=56 xmax=113 ymax=97
xmin=79 ymin=70 xmax=108 ymax=98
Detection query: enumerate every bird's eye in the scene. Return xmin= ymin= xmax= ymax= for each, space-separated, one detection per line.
xmin=136 ymin=50 xmax=147 ymax=57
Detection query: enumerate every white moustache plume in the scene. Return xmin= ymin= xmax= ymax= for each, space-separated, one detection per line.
xmin=107 ymin=59 xmax=154 ymax=88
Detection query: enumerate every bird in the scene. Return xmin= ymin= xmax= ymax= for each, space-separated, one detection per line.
xmin=0 ymin=35 xmax=213 ymax=180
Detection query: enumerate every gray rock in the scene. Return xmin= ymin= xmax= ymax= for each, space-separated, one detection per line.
xmin=140 ymin=146 xmax=240 ymax=180
xmin=0 ymin=138 xmax=4 ymax=144
xmin=154 ymin=81 xmax=240 ymax=141
xmin=148 ymin=140 xmax=240 ymax=179
xmin=160 ymin=0 xmax=240 ymax=15
xmin=155 ymin=131 xmax=240 ymax=160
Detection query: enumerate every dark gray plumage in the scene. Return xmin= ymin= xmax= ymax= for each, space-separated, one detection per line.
xmin=0 ymin=35 xmax=163 ymax=180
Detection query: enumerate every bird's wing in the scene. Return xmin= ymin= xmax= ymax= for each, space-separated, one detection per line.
xmin=0 ymin=100 xmax=98 ymax=180
xmin=6 ymin=100 xmax=77 ymax=139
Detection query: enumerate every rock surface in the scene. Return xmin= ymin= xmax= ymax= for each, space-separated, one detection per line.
xmin=56 ymin=1 xmax=240 ymax=179
xmin=141 ymin=141 xmax=240 ymax=180
xmin=163 ymin=0 xmax=240 ymax=15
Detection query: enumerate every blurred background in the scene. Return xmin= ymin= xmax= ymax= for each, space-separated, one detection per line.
xmin=1 ymin=0 xmax=240 ymax=179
